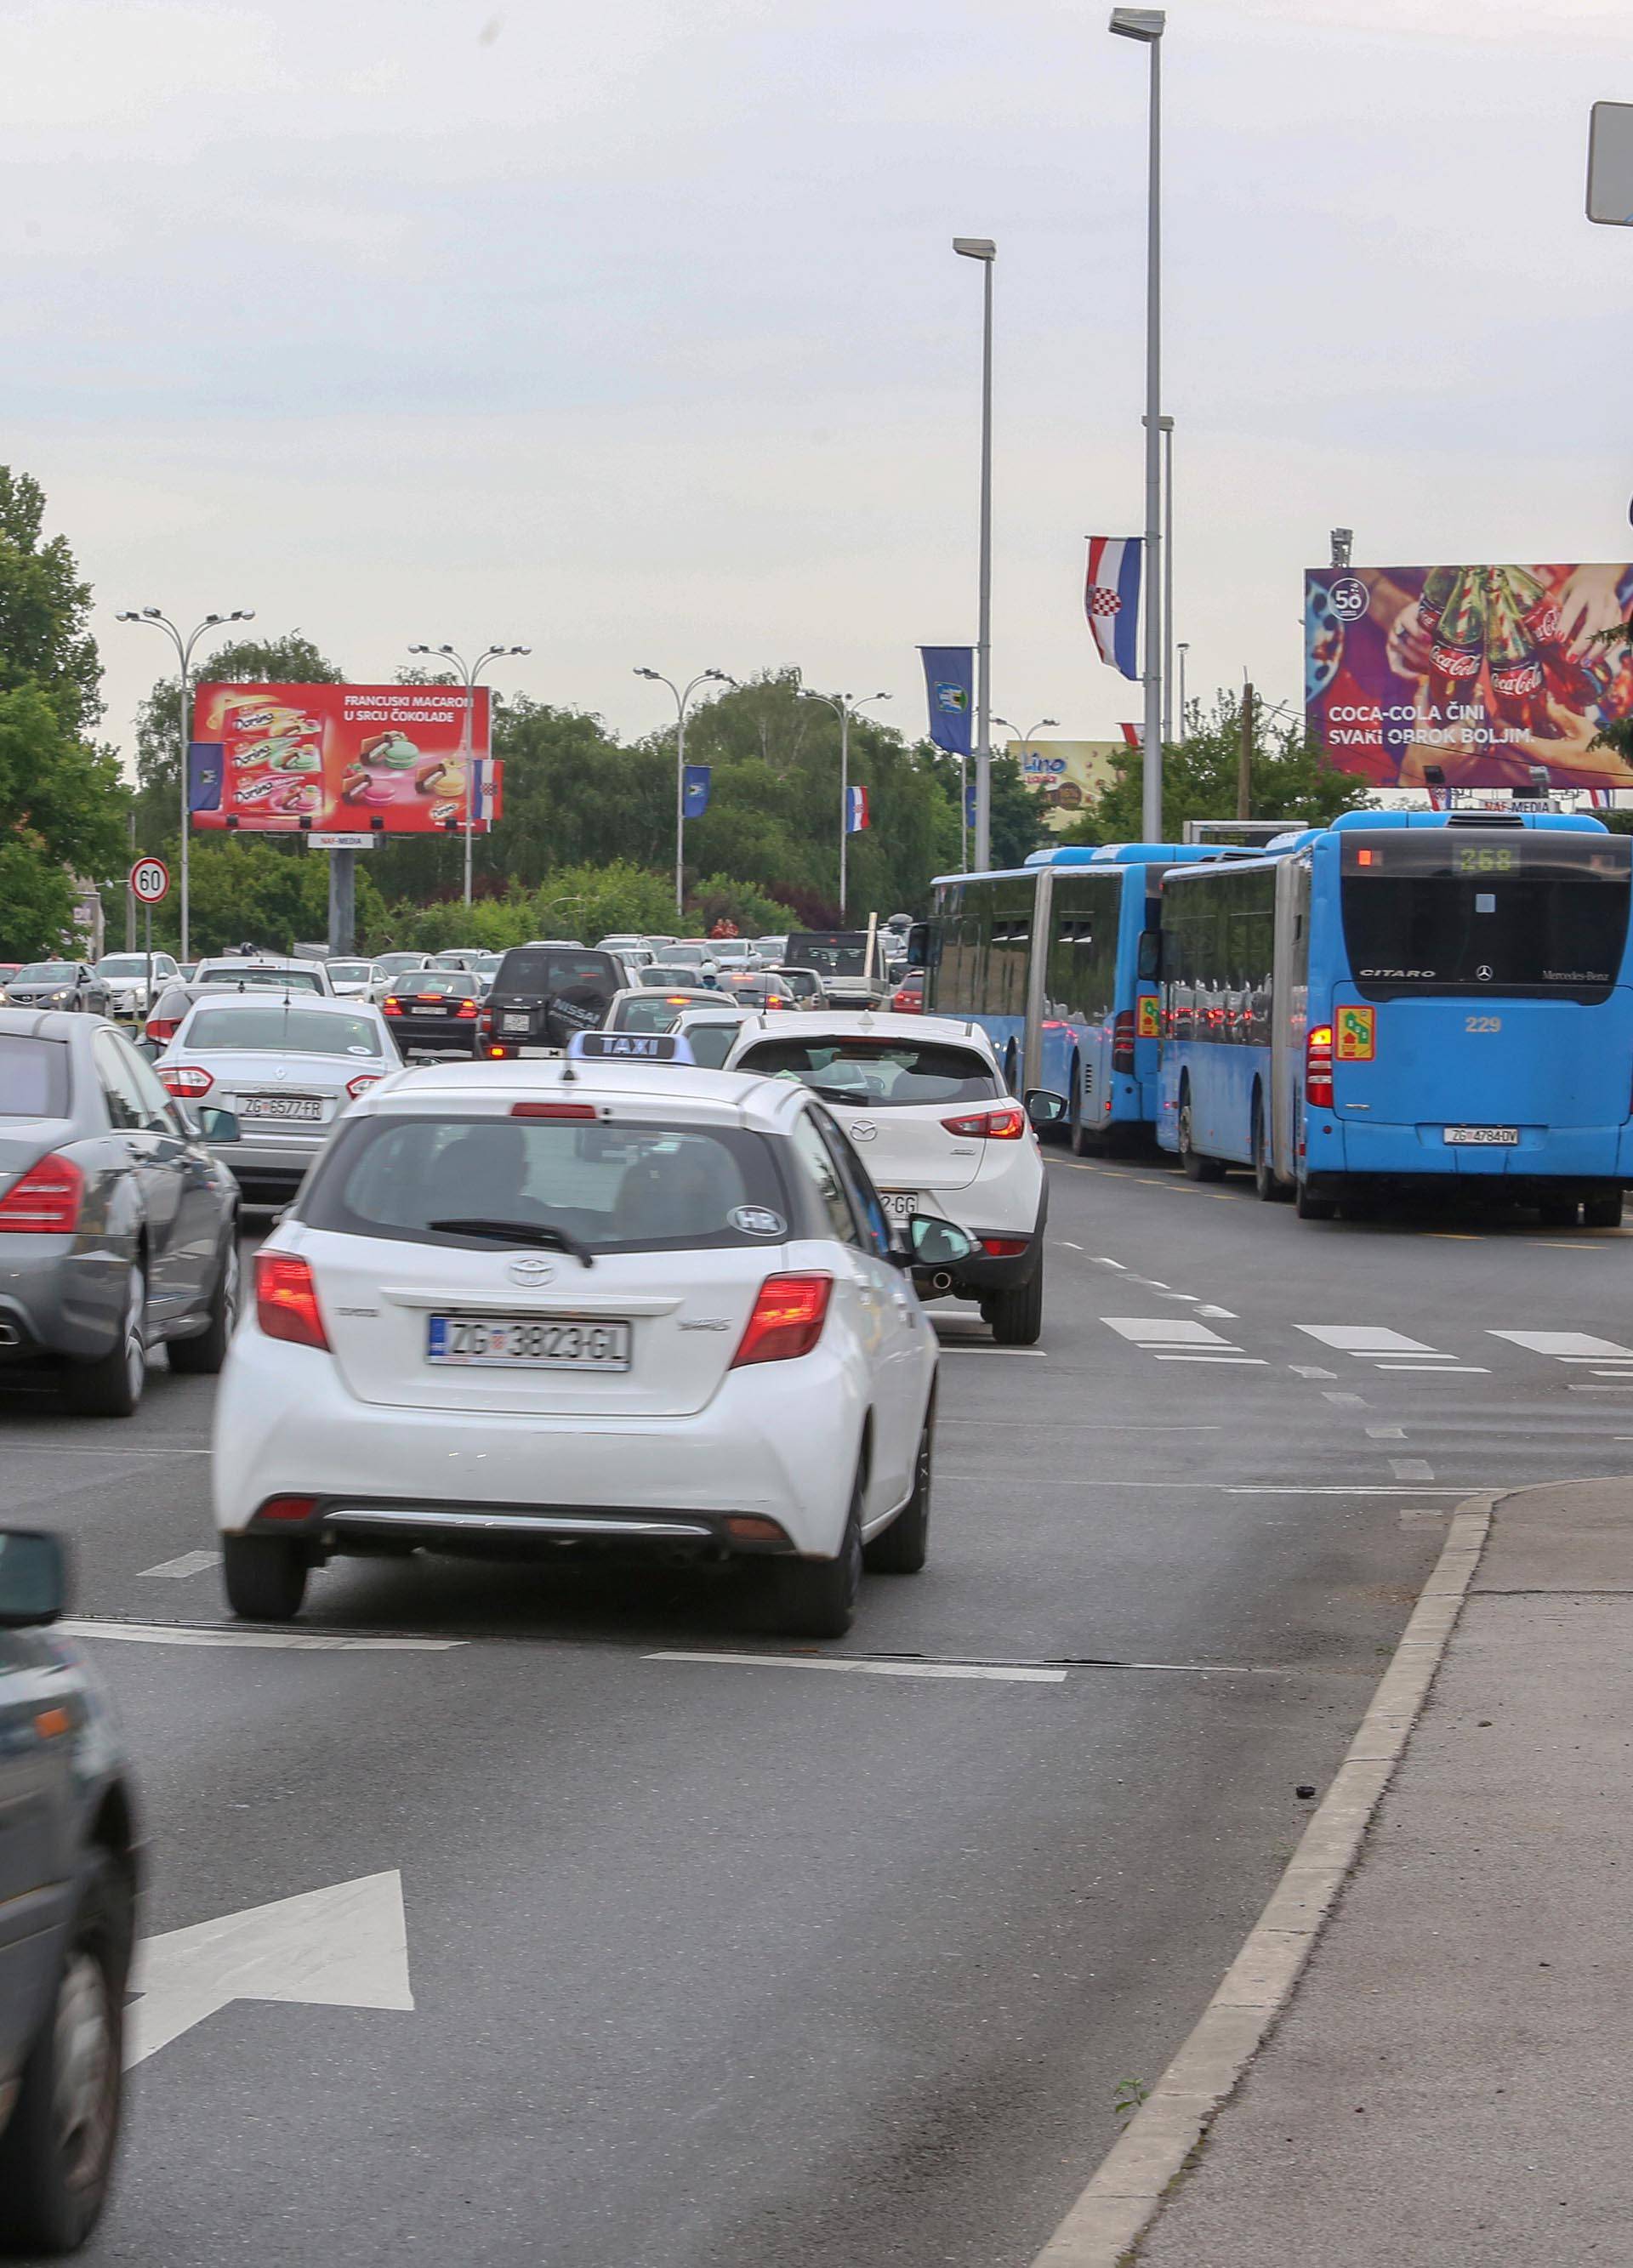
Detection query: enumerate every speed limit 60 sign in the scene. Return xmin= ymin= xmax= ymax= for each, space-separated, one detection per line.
xmin=129 ymin=856 xmax=170 ymax=905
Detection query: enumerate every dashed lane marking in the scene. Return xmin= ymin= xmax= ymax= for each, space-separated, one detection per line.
xmin=56 ymin=1619 xmax=464 ymax=1652
xmin=1389 ymin=1458 xmax=1436 ymax=1481
xmin=138 ymin=1551 xmax=221 ymax=1579
xmin=646 ymin=1651 xmax=1066 ymax=1685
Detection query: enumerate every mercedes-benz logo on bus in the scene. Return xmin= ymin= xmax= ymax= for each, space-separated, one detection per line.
xmin=851 ymin=1120 xmax=878 ymax=1142
xmin=1477 ymin=964 xmax=1493 ymax=981
xmin=508 ymin=1255 xmax=555 ymax=1285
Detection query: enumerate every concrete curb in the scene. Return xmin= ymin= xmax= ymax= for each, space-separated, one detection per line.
xmin=1028 ymin=1492 xmax=1498 ymax=2268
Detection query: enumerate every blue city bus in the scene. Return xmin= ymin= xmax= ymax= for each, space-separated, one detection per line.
xmin=915 ymin=844 xmax=1244 ymax=1153
xmin=1155 ymin=809 xmax=1633 ymax=1225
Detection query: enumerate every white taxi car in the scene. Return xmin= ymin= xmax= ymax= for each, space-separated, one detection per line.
xmin=725 ymin=1010 xmax=1051 ymax=1344
xmin=210 ymin=1041 xmax=960 ymax=1639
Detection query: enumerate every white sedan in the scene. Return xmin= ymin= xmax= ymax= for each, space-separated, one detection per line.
xmin=211 ymin=1053 xmax=958 ymax=1638
xmin=155 ymin=994 xmax=401 ymax=1204
xmin=725 ymin=1010 xmax=1051 ymax=1344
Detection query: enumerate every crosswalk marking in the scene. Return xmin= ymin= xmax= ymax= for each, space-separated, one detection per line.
xmin=1098 ymin=1316 xmax=1633 ymax=1380
xmin=1104 ymin=1318 xmax=1236 ymax=1346
xmin=1296 ymin=1326 xmax=1448 ymax=1358
xmin=1489 ymin=1330 xmax=1633 ymax=1361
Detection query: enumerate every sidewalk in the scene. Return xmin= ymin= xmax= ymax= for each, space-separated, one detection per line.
xmin=1131 ymin=1477 xmax=1633 ymax=2266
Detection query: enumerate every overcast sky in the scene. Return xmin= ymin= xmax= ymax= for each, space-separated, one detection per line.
xmin=4 ymin=0 xmax=1630 ymax=770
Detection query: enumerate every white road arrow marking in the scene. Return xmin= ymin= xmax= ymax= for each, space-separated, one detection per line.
xmin=126 ymin=1870 xmax=413 ymax=2068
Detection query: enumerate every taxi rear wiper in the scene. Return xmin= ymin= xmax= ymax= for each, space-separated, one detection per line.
xmin=428 ymin=1219 xmax=595 ymax=1268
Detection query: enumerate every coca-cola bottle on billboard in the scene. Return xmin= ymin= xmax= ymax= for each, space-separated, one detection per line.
xmin=1487 ymin=573 xmax=1561 ymax=739
xmin=1416 ymin=565 xmax=1456 ymax=642
xmin=1425 ymin=569 xmax=1485 ymax=719
xmin=1512 ymin=567 xmax=1601 ymax=708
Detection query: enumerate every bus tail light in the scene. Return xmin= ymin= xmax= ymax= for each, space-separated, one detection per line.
xmin=1306 ymin=1025 xmax=1334 ymax=1109
xmin=1112 ymin=1010 xmax=1136 ymax=1073
xmin=940 ymin=1106 xmax=1027 ymax=1140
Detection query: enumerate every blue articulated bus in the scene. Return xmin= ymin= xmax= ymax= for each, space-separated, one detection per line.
xmin=1155 ymin=809 xmax=1633 ymax=1225
xmin=918 ymin=844 xmax=1244 ymax=1153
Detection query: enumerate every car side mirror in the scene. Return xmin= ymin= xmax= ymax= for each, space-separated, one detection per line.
xmin=893 ymin=1214 xmax=976 ymax=1270
xmin=0 ymin=1530 xmax=68 ymax=1628
xmin=1136 ymin=929 xmax=1162 ymax=982
xmin=1025 ymin=1089 xmax=1068 ymax=1128
xmin=196 ymin=1106 xmax=242 ymax=1144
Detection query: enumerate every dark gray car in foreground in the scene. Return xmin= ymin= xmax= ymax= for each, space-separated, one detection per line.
xmin=0 ymin=1529 xmax=139 ymax=2253
xmin=0 ymin=1009 xmax=242 ymax=1416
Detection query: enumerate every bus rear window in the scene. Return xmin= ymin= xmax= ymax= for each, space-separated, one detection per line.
xmin=1340 ymin=833 xmax=1631 ymax=1000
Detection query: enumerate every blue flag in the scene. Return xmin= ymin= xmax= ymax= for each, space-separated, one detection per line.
xmin=919 ymin=646 xmax=974 ymax=757
xmin=964 ymin=776 xmax=978 ymax=833
xmin=683 ymin=763 xmax=711 ymax=819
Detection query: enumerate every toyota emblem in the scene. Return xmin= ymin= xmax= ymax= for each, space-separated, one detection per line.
xmin=508 ymin=1255 xmax=555 ymax=1285
xmin=851 ymin=1119 xmax=878 ymax=1142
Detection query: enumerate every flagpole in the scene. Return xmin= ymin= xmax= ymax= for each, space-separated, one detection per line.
xmin=799 ymin=688 xmax=890 ymax=921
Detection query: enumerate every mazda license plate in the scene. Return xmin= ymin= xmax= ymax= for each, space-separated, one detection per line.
xmin=879 ymin=1191 xmax=919 ymax=1218
xmin=238 ymin=1095 xmax=322 ymax=1122
xmin=426 ymin=1315 xmax=631 ymax=1369
xmin=1443 ymin=1126 xmax=1519 ymax=1146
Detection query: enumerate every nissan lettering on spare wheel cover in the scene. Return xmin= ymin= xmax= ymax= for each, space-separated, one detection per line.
xmin=189 ymin=683 xmax=501 ymax=835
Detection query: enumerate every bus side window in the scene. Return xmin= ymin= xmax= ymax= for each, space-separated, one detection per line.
xmin=1137 ymin=929 xmax=1161 ymax=981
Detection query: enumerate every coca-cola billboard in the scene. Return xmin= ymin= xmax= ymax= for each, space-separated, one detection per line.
xmin=1305 ymin=563 xmax=1633 ymax=791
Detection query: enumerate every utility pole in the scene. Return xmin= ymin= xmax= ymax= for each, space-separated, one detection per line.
xmin=125 ymin=811 xmax=137 ymax=950
xmin=1237 ymin=679 xmax=1254 ymax=821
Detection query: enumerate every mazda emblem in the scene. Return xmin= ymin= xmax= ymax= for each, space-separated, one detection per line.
xmin=851 ymin=1120 xmax=878 ymax=1142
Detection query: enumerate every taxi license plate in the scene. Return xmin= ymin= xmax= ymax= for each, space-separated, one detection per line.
xmin=879 ymin=1191 xmax=919 ymax=1218
xmin=1443 ymin=1126 xmax=1519 ymax=1145
xmin=502 ymin=1013 xmax=532 ymax=1033
xmin=426 ymin=1315 xmax=631 ymax=1369
xmin=238 ymin=1095 xmax=322 ymax=1122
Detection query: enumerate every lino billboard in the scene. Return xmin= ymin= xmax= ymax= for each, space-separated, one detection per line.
xmin=1305 ymin=564 xmax=1633 ymax=792
xmin=189 ymin=683 xmax=498 ymax=834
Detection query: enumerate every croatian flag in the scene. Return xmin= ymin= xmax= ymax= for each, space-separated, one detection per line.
xmin=845 ymin=785 xmax=870 ymax=834
xmin=1085 ymin=537 xmax=1142 ymax=680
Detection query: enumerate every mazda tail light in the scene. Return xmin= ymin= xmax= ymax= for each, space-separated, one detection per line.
xmin=1112 ymin=1009 xmax=1136 ymax=1074
xmin=979 ymin=1235 xmax=1029 ymax=1258
xmin=939 ymin=1106 xmax=1027 ymax=1140
xmin=253 ymin=1252 xmax=330 ymax=1350
xmin=257 ymin=1494 xmax=317 ymax=1523
xmin=731 ymin=1274 xmax=833 ymax=1367
xmin=345 ymin=1074 xmax=381 ymax=1100
xmin=0 ymin=1153 xmax=85 ymax=1235
xmin=158 ymin=1066 xmax=213 ymax=1098
xmin=1306 ymin=1024 xmax=1334 ymax=1110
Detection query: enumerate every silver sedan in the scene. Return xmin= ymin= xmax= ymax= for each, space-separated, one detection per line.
xmin=155 ymin=995 xmax=401 ymax=1205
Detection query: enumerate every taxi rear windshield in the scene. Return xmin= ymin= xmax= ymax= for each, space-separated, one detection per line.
xmin=1340 ymin=832 xmax=1631 ymax=1001
xmin=299 ymin=1115 xmax=791 ymax=1253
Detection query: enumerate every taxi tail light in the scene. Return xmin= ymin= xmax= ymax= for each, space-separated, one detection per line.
xmin=345 ymin=1074 xmax=381 ymax=1100
xmin=731 ymin=1273 xmax=833 ymax=1367
xmin=1112 ymin=1009 xmax=1136 ymax=1073
xmin=0 ymin=1152 xmax=85 ymax=1234
xmin=1306 ymin=1024 xmax=1334 ymax=1109
xmin=158 ymin=1066 xmax=213 ymax=1098
xmin=511 ymin=1101 xmax=596 ymax=1120
xmin=939 ymin=1106 xmax=1026 ymax=1140
xmin=254 ymin=1252 xmax=330 ymax=1350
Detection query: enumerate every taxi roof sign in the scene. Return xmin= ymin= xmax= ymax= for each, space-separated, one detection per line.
xmin=567 ymin=1029 xmax=695 ymax=1064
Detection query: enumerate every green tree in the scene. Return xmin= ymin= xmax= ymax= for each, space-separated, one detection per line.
xmin=1063 ymin=691 xmax=1369 ymax=845
xmin=0 ymin=467 xmax=101 ymax=737
xmin=142 ymin=836 xmax=385 ymax=958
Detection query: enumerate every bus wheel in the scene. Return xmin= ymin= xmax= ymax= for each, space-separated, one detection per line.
xmin=1178 ymin=1095 xmax=1225 ymax=1182
xmin=1252 ymin=1098 xmax=1289 ymax=1202
xmin=1295 ymin=1178 xmax=1338 ymax=1221
xmin=1584 ymin=1188 xmax=1624 ymax=1230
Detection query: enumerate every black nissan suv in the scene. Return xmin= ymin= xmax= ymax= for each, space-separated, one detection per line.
xmin=480 ymin=945 xmax=627 ymax=1057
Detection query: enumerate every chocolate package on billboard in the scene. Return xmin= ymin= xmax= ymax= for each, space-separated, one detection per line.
xmin=1305 ymin=563 xmax=1633 ymax=792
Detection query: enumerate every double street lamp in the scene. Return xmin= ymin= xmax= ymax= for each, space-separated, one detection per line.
xmin=407 ymin=642 xmax=531 ymax=909
xmin=114 ymin=606 xmax=255 ymax=963
xmin=633 ymin=668 xmax=734 ymax=917
xmin=799 ymin=689 xmax=890 ymax=920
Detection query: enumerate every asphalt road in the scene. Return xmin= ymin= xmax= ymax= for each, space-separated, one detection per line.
xmin=6 ymin=1155 xmax=1632 ymax=2266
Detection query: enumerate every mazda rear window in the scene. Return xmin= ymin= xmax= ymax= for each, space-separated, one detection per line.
xmin=184 ymin=1008 xmax=383 ymax=1054
xmin=299 ymin=1114 xmax=792 ymax=1253
xmin=735 ymin=1037 xmax=998 ymax=1107
xmin=0 ymin=1036 xmax=69 ymax=1117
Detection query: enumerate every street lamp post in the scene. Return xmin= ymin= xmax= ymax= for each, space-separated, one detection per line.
xmin=1110 ymin=7 xmax=1166 ymax=838
xmin=1176 ymin=640 xmax=1190 ymax=733
xmin=799 ymin=690 xmax=890 ymax=919
xmin=408 ymin=642 xmax=531 ymax=911
xmin=114 ymin=606 xmax=254 ymax=962
xmin=991 ymin=714 xmax=1061 ymax=841
xmin=953 ymin=236 xmax=997 ymax=871
xmin=633 ymin=668 xmax=732 ymax=918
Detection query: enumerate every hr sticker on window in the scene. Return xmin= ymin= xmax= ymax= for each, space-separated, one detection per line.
xmin=730 ymin=1206 xmax=786 ymax=1236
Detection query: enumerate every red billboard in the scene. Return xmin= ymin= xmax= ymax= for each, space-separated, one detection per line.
xmin=1306 ymin=563 xmax=1633 ymax=791
xmin=189 ymin=683 xmax=498 ymax=833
